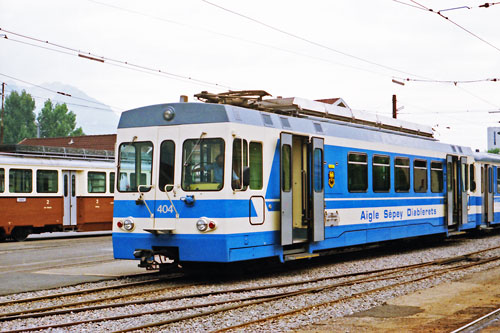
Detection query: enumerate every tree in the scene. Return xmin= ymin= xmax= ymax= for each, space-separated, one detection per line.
xmin=37 ymin=99 xmax=85 ymax=138
xmin=3 ymin=90 xmax=37 ymax=144
xmin=488 ymin=148 xmax=500 ymax=154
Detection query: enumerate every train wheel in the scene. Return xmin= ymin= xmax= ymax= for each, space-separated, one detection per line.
xmin=11 ymin=227 xmax=30 ymax=242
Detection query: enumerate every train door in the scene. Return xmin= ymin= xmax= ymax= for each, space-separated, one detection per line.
xmin=483 ymin=165 xmax=494 ymax=224
xmin=446 ymin=156 xmax=467 ymax=230
xmin=152 ymin=127 xmax=179 ymax=231
xmin=280 ymin=133 xmax=324 ymax=246
xmin=63 ymin=170 xmax=77 ymax=226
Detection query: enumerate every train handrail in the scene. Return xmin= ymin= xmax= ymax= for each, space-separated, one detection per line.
xmin=163 ymin=184 xmax=180 ymax=220
xmin=137 ymin=185 xmax=154 ymax=219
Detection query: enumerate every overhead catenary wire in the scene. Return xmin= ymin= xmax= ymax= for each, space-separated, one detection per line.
xmin=200 ymin=0 xmax=432 ymax=80
xmin=399 ymin=0 xmax=500 ymax=53
xmin=0 ymin=27 xmax=232 ymax=90
xmin=87 ymin=0 xmax=397 ymax=79
xmin=0 ymin=72 xmax=124 ymax=111
xmin=2 ymin=85 xmax=117 ymax=112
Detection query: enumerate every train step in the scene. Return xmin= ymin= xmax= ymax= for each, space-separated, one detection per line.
xmin=284 ymin=252 xmax=319 ymax=261
xmin=447 ymin=230 xmax=466 ymax=237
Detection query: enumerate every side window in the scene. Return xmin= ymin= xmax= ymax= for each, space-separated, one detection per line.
xmin=37 ymin=170 xmax=58 ymax=193
xmin=282 ymin=144 xmax=291 ymax=192
xmin=497 ymin=168 xmax=500 ymax=193
xmin=249 ymin=142 xmax=263 ymax=190
xmin=313 ymin=148 xmax=323 ymax=192
xmin=0 ymin=168 xmax=4 ymax=193
xmin=395 ymin=157 xmax=410 ymax=192
xmin=470 ymin=164 xmax=476 ymax=192
xmin=109 ymin=172 xmax=115 ymax=194
xmin=348 ymin=152 xmax=368 ymax=192
xmin=88 ymin=172 xmax=106 ymax=193
xmin=481 ymin=166 xmax=485 ymax=194
xmin=232 ymin=138 xmax=248 ymax=190
xmin=9 ymin=169 xmax=32 ymax=193
xmin=414 ymin=160 xmax=428 ymax=193
xmin=159 ymin=140 xmax=175 ymax=192
xmin=431 ymin=161 xmax=443 ymax=193
xmin=373 ymin=155 xmax=390 ymax=192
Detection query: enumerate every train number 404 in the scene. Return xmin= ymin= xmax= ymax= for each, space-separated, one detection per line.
xmin=157 ymin=204 xmax=174 ymax=214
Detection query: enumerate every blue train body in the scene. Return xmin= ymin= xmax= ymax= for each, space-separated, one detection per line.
xmin=112 ymin=93 xmax=500 ymax=269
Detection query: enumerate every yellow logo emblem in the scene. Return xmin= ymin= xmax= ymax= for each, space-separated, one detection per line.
xmin=328 ymin=170 xmax=335 ymax=188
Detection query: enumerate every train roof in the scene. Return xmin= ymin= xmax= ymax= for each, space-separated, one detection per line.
xmin=0 ymin=144 xmax=114 ymax=161
xmin=473 ymin=152 xmax=500 ymax=163
xmin=118 ymin=101 xmax=472 ymax=156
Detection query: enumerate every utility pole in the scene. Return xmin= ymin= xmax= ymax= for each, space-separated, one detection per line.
xmin=1 ymin=82 xmax=4 ymax=144
xmin=392 ymin=94 xmax=397 ymax=119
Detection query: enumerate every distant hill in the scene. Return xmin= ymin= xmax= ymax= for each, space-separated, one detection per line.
xmin=4 ymin=81 xmax=119 ymax=135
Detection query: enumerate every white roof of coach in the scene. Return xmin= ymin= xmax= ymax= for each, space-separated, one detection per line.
xmin=256 ymin=97 xmax=434 ymax=138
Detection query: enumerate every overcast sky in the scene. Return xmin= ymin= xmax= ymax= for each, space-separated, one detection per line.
xmin=1 ymin=0 xmax=499 ymax=150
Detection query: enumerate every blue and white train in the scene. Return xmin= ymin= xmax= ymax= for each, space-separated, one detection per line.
xmin=112 ymin=91 xmax=500 ymax=270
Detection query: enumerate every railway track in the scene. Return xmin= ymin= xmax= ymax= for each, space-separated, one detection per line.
xmin=1 ymin=245 xmax=500 ymax=332
xmin=450 ymin=307 xmax=500 ymax=333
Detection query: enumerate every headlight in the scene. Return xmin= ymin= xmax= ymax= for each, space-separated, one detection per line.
xmin=196 ymin=218 xmax=208 ymax=232
xmin=123 ymin=217 xmax=135 ymax=231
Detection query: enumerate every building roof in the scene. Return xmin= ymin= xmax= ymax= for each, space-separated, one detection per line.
xmin=315 ymin=98 xmax=349 ymax=109
xmin=18 ymin=134 xmax=116 ymax=152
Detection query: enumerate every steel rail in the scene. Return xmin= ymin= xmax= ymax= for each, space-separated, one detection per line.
xmin=0 ymin=278 xmax=162 ymax=306
xmin=3 ymin=262 xmax=447 ymax=332
xmin=5 ymin=252 xmax=499 ymax=332
xmin=2 ymin=245 xmax=500 ymax=332
xmin=0 ymin=254 xmax=447 ymax=321
xmin=213 ymin=256 xmax=500 ymax=332
xmin=450 ymin=306 xmax=500 ymax=333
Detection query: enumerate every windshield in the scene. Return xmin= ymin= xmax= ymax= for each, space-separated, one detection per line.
xmin=182 ymin=138 xmax=225 ymax=191
xmin=117 ymin=141 xmax=153 ymax=192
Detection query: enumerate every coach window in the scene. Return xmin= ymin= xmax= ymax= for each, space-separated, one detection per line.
xmin=159 ymin=140 xmax=175 ymax=192
xmin=232 ymin=138 xmax=248 ymax=190
xmin=497 ymin=168 xmax=500 ymax=193
xmin=348 ymin=152 xmax=368 ymax=192
xmin=37 ymin=170 xmax=58 ymax=193
xmin=461 ymin=162 xmax=469 ymax=192
xmin=430 ymin=162 xmax=443 ymax=193
xmin=249 ymin=142 xmax=263 ymax=190
xmin=373 ymin=155 xmax=390 ymax=192
xmin=313 ymin=148 xmax=323 ymax=192
xmin=282 ymin=144 xmax=292 ymax=192
xmin=470 ymin=164 xmax=476 ymax=192
xmin=0 ymin=168 xmax=4 ymax=192
xmin=9 ymin=169 xmax=32 ymax=193
xmin=481 ymin=167 xmax=485 ymax=194
xmin=118 ymin=142 xmax=153 ymax=192
xmin=182 ymin=138 xmax=225 ymax=191
xmin=109 ymin=172 xmax=115 ymax=194
xmin=414 ymin=160 xmax=428 ymax=192
xmin=88 ymin=172 xmax=106 ymax=193
xmin=395 ymin=157 xmax=410 ymax=192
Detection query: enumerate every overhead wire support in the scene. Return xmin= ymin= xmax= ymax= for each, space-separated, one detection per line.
xmin=403 ymin=0 xmax=500 ymax=53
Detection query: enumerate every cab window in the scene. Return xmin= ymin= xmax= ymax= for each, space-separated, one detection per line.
xmin=117 ymin=142 xmax=153 ymax=192
xmin=182 ymin=138 xmax=225 ymax=191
